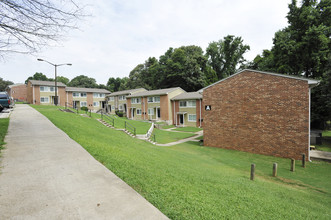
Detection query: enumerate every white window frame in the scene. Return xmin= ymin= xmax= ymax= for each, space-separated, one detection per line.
xmin=154 ymin=96 xmax=160 ymax=103
xmin=131 ymin=98 xmax=141 ymax=104
xmin=93 ymin=101 xmax=99 ymax=107
xmin=179 ymin=101 xmax=187 ymax=107
xmin=148 ymin=108 xmax=154 ymax=115
xmin=80 ymin=93 xmax=87 ymax=97
xmin=147 ymin=96 xmax=160 ymax=103
xmin=111 ymin=105 xmax=115 ymax=110
xmin=40 ymin=86 xmax=46 ymax=92
xmin=136 ymin=108 xmax=142 ymax=115
xmin=93 ymin=93 xmax=99 ymax=98
xmin=119 ymin=95 xmax=126 ymax=101
xmin=188 ymin=114 xmax=196 ymax=122
xmin=108 ymin=96 xmax=114 ymax=101
xmin=40 ymin=97 xmax=49 ymax=103
xmin=73 ymin=92 xmax=80 ymax=97
xmin=119 ymin=105 xmax=123 ymax=110
xmin=187 ymin=100 xmax=196 ymax=107
xmin=80 ymin=101 xmax=87 ymax=107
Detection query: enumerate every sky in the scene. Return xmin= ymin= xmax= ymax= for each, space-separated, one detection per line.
xmin=1 ymin=0 xmax=292 ymax=85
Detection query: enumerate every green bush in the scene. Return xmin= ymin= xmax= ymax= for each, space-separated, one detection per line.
xmin=115 ymin=110 xmax=124 ymax=117
xmin=81 ymin=106 xmax=88 ymax=112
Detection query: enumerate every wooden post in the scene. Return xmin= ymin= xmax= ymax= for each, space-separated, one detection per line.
xmin=273 ymin=163 xmax=277 ymax=177
xmin=302 ymin=153 xmax=306 ymax=168
xmin=290 ymin=158 xmax=295 ymax=172
xmin=250 ymin=164 xmax=255 ymax=180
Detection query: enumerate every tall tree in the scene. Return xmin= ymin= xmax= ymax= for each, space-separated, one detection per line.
xmin=0 ymin=77 xmax=13 ymax=91
xmin=107 ymin=77 xmax=126 ymax=92
xmin=68 ymin=75 xmax=98 ymax=88
xmin=0 ymin=0 xmax=85 ymax=57
xmin=56 ymin=76 xmax=70 ymax=85
xmin=25 ymin=72 xmax=52 ymax=84
xmin=206 ymin=35 xmax=250 ymax=80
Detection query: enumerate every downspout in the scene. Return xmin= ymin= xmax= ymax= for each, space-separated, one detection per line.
xmin=308 ymin=87 xmax=311 ymax=161
xmin=199 ymin=99 xmax=202 ymax=127
xmin=33 ymin=85 xmax=35 ymax=104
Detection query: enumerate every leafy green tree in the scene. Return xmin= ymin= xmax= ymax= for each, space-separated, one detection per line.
xmin=25 ymin=72 xmax=52 ymax=84
xmin=206 ymin=35 xmax=250 ymax=80
xmin=68 ymin=75 xmax=98 ymax=88
xmin=56 ymin=76 xmax=70 ymax=85
xmin=0 ymin=78 xmax=13 ymax=91
xmin=107 ymin=77 xmax=126 ymax=92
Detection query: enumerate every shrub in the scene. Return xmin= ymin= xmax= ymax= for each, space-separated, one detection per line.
xmin=115 ymin=110 xmax=124 ymax=117
xmin=81 ymin=106 xmax=88 ymax=112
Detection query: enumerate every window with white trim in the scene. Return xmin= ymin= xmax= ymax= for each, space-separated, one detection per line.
xmin=136 ymin=108 xmax=142 ymax=115
xmin=179 ymin=101 xmax=186 ymax=107
xmin=119 ymin=105 xmax=123 ymax=110
xmin=40 ymin=86 xmax=46 ymax=92
xmin=179 ymin=100 xmax=196 ymax=107
xmin=73 ymin=92 xmax=80 ymax=97
xmin=111 ymin=105 xmax=115 ymax=110
xmin=188 ymin=114 xmax=196 ymax=122
xmin=148 ymin=108 xmax=154 ymax=115
xmin=119 ymin=95 xmax=126 ymax=100
xmin=93 ymin=102 xmax=99 ymax=107
xmin=40 ymin=97 xmax=49 ymax=103
xmin=93 ymin=93 xmax=105 ymax=98
xmin=80 ymin=93 xmax=87 ymax=97
xmin=131 ymin=98 xmax=141 ymax=104
xmin=40 ymin=86 xmax=55 ymax=92
xmin=108 ymin=96 xmax=114 ymax=101
xmin=50 ymin=87 xmax=55 ymax=92
xmin=147 ymin=96 xmax=160 ymax=103
xmin=80 ymin=101 xmax=87 ymax=107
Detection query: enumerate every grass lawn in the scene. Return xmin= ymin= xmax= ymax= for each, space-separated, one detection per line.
xmin=152 ymin=129 xmax=196 ymax=144
xmin=0 ymin=118 xmax=9 ymax=151
xmin=173 ymin=127 xmax=202 ymax=133
xmin=32 ymin=105 xmax=331 ymax=219
xmin=160 ymin=125 xmax=175 ymax=129
xmin=195 ymin=135 xmax=203 ymax=140
xmin=323 ymin=130 xmax=331 ymax=137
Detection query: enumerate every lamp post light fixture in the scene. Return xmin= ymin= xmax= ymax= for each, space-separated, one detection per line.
xmin=37 ymin=58 xmax=72 ymax=106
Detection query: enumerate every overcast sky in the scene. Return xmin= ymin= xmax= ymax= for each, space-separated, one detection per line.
xmin=1 ymin=0 xmax=292 ymax=85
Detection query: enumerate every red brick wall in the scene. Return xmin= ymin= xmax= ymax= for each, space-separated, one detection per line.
xmin=27 ymin=82 xmax=33 ymax=104
xmin=203 ymin=70 xmax=309 ymax=160
xmin=160 ymin=95 xmax=168 ymax=120
xmin=8 ymin=84 xmax=27 ymax=101
xmin=58 ymin=87 xmax=66 ymax=106
xmin=87 ymin=93 xmax=93 ymax=110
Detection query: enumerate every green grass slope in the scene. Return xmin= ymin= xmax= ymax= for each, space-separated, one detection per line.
xmin=32 ymin=105 xmax=331 ymax=219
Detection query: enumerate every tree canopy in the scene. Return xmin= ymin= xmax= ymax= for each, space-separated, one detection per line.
xmin=25 ymin=72 xmax=53 ymax=84
xmin=0 ymin=77 xmax=13 ymax=91
xmin=68 ymin=75 xmax=98 ymax=88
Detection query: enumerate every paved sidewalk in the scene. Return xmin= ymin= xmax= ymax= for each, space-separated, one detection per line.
xmin=156 ymin=130 xmax=203 ymax=147
xmin=310 ymin=150 xmax=331 ymax=162
xmin=0 ymin=105 xmax=168 ymax=219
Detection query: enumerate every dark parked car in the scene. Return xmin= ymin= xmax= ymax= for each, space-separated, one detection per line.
xmin=0 ymin=92 xmax=14 ymax=112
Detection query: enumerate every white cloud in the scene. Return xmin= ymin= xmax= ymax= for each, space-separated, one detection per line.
xmin=0 ymin=0 xmax=291 ymax=84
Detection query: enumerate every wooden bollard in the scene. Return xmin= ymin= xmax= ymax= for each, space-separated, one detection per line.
xmin=273 ymin=163 xmax=277 ymax=177
xmin=290 ymin=158 xmax=295 ymax=172
xmin=302 ymin=153 xmax=306 ymax=168
xmin=250 ymin=164 xmax=255 ymax=180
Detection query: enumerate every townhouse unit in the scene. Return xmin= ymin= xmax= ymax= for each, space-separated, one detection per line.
xmin=65 ymin=87 xmax=111 ymax=111
xmin=105 ymin=88 xmax=146 ymax=114
xmin=27 ymin=80 xmax=111 ymax=111
xmin=27 ymin=80 xmax=67 ymax=106
xmin=171 ymin=92 xmax=203 ymax=127
xmin=126 ymin=87 xmax=185 ymax=124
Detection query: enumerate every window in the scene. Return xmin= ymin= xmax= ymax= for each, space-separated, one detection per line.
xmin=40 ymin=86 xmax=45 ymax=92
xmin=40 ymin=97 xmax=49 ymax=103
xmin=40 ymin=86 xmax=55 ymax=92
xmin=187 ymin=100 xmax=196 ymax=107
xmin=188 ymin=114 xmax=196 ymax=122
xmin=93 ymin=102 xmax=99 ymax=107
xmin=80 ymin=101 xmax=87 ymax=107
xmin=80 ymin=93 xmax=87 ymax=97
xmin=50 ymin=87 xmax=55 ymax=92
xmin=111 ymin=105 xmax=115 ymax=110
xmin=179 ymin=101 xmax=186 ymax=107
xmin=108 ymin=96 xmax=114 ymax=101
xmin=137 ymin=108 xmax=142 ymax=115
xmin=119 ymin=95 xmax=126 ymax=100
xmin=93 ymin=93 xmax=105 ymax=98
xmin=148 ymin=108 xmax=154 ymax=115
xmin=148 ymin=96 xmax=160 ymax=103
xmin=73 ymin=92 xmax=80 ymax=97
xmin=179 ymin=100 xmax=196 ymax=107
xmin=131 ymin=98 xmax=141 ymax=104
xmin=73 ymin=92 xmax=86 ymax=98
xmin=119 ymin=105 xmax=123 ymax=110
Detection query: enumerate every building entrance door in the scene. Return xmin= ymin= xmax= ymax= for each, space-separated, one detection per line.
xmin=179 ymin=114 xmax=184 ymax=124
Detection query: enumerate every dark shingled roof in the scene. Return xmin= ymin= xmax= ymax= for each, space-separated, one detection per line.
xmin=127 ymin=87 xmax=185 ymax=98
xmin=66 ymin=87 xmax=111 ymax=93
xmin=29 ymin=80 xmax=66 ymax=87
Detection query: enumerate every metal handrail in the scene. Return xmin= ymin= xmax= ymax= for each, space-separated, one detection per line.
xmin=125 ymin=121 xmax=136 ymax=136
xmin=150 ymin=133 xmax=156 ymax=142
xmin=101 ymin=112 xmax=115 ymax=127
xmin=65 ymin=102 xmax=78 ymax=113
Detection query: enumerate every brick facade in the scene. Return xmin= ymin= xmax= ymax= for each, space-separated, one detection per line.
xmin=7 ymin=84 xmax=27 ymax=101
xmin=203 ymin=70 xmax=314 ymax=160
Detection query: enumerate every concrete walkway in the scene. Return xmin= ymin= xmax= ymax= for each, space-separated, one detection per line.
xmin=310 ymin=150 xmax=331 ymax=162
xmin=156 ymin=130 xmax=203 ymax=147
xmin=0 ymin=105 xmax=168 ymax=219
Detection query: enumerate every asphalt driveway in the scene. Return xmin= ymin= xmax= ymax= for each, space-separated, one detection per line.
xmin=0 ymin=105 xmax=168 ymax=219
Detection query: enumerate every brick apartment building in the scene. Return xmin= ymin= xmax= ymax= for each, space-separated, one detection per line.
xmin=6 ymin=84 xmax=27 ymax=102
xmin=202 ymin=69 xmax=319 ymax=160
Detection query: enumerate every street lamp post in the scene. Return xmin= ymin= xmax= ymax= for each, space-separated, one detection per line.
xmin=37 ymin=59 xmax=72 ymax=106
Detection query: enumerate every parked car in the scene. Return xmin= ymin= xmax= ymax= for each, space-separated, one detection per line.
xmin=0 ymin=92 xmax=13 ymax=111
